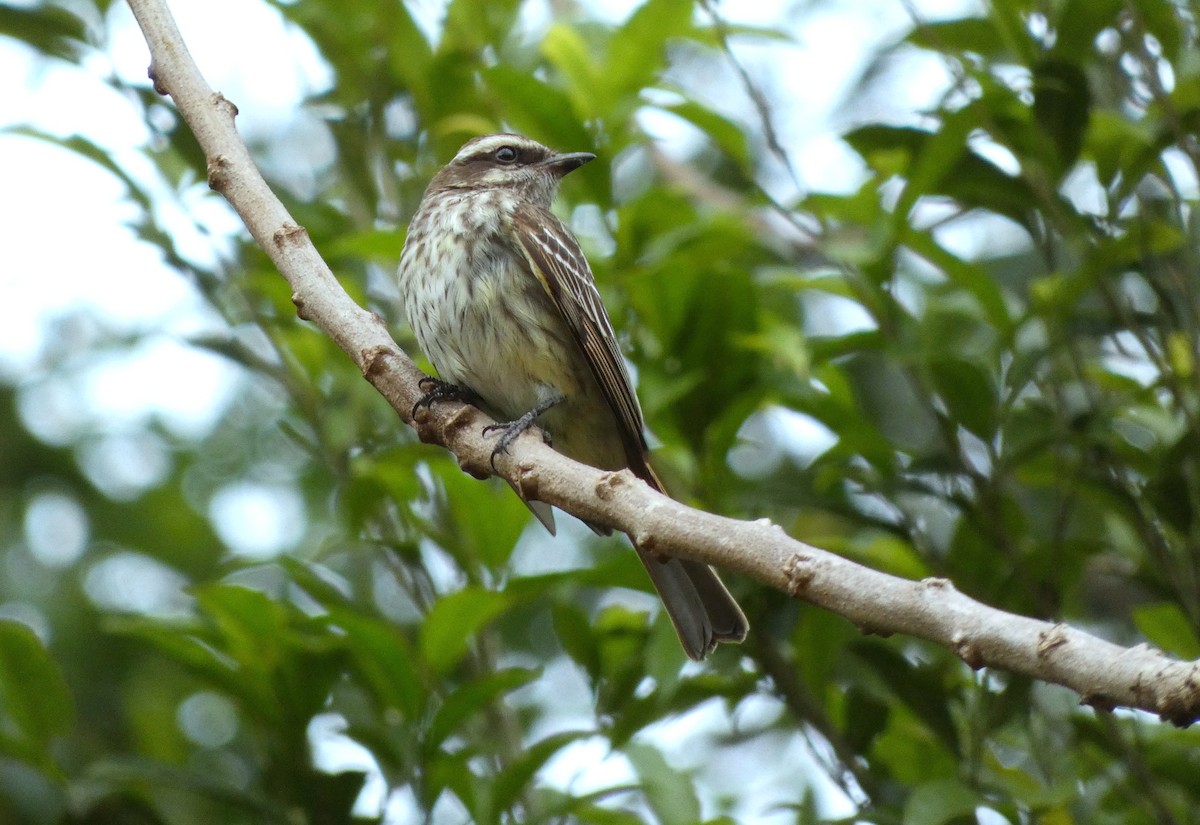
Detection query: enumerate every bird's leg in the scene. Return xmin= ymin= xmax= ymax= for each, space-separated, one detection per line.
xmin=411 ymin=376 xmax=481 ymax=419
xmin=483 ymin=393 xmax=564 ymax=469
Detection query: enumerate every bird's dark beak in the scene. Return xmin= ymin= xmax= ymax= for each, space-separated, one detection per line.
xmin=544 ymin=151 xmax=595 ymax=177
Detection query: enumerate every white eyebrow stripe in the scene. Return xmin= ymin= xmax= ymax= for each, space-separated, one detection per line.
xmin=452 ymin=134 xmax=543 ymax=163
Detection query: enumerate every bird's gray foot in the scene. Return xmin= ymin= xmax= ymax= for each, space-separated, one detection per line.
xmin=411 ymin=376 xmax=480 ymax=418
xmin=483 ymin=394 xmax=564 ymax=469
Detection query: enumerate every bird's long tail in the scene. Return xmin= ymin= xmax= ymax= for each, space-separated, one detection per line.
xmin=629 ymin=463 xmax=748 ymax=660
xmin=515 ymin=450 xmax=749 ymax=660
xmin=635 ymin=545 xmax=748 ymax=660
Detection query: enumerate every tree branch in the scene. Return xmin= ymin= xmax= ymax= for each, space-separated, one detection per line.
xmin=125 ymin=0 xmax=1200 ymax=726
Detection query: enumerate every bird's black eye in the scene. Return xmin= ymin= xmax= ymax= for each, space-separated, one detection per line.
xmin=494 ymin=146 xmax=519 ymax=163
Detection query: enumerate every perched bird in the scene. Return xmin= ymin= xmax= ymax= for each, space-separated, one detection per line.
xmin=397 ymin=133 xmax=747 ymax=660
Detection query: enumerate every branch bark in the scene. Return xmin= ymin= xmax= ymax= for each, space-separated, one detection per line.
xmin=125 ymin=0 xmax=1200 ymax=727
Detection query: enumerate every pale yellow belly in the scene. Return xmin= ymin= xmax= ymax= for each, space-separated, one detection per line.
xmin=404 ymin=239 xmax=628 ymax=472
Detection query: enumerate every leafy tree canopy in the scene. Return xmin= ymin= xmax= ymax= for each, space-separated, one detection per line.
xmin=3 ymin=0 xmax=1199 ymax=823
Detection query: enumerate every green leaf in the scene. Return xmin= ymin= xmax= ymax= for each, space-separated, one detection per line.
xmin=851 ymin=642 xmax=960 ymax=755
xmin=1033 ymin=59 xmax=1091 ymax=176
xmin=419 ymin=588 xmax=513 ymax=674
xmin=937 ymin=151 xmax=1037 ymax=228
xmin=606 ymin=0 xmax=694 ymax=97
xmin=484 ymin=66 xmax=593 ymax=151
xmin=552 ymin=602 xmax=601 ymax=679
xmin=273 ymin=0 xmax=433 ymax=109
xmin=624 ymin=742 xmax=701 ymax=825
xmin=1051 ymin=0 xmax=1123 ymax=59
xmin=837 ymin=533 xmax=929 ymax=581
xmin=1133 ymin=603 xmax=1200 ymax=660
xmin=423 ymin=751 xmax=480 ymax=815
xmin=847 ymin=118 xmax=1037 ymax=229
xmin=903 ymin=232 xmax=1012 ymax=333
xmin=541 ymin=24 xmax=602 ymax=117
xmin=425 ymin=667 xmax=538 ymax=750
xmin=193 ymin=584 xmax=289 ymax=667
xmin=1083 ymin=111 xmax=1162 ymax=193
xmin=0 ymin=4 xmax=87 ymax=60
xmin=844 ymin=688 xmax=889 ymax=752
xmin=1087 ymin=221 xmax=1187 ymax=272
xmin=907 ymin=17 xmax=1004 ymax=58
xmin=844 ymin=123 xmax=928 ymax=170
xmin=0 ymin=621 xmax=74 ymax=752
xmin=433 ymin=463 xmax=531 ymax=568
xmin=441 ymin=0 xmax=521 ymax=53
xmin=82 ymin=757 xmax=281 ymax=818
xmin=903 ymin=778 xmax=980 ymax=825
xmin=109 ymin=612 xmax=282 ymax=720
xmin=492 ymin=731 xmax=589 ymax=815
xmin=334 ymin=609 xmax=427 ymax=718
xmin=657 ymin=99 xmax=752 ymax=170
xmin=929 ymin=358 xmax=997 ymax=438
xmin=985 ymin=0 xmax=1039 ymax=65
xmin=1136 ymin=0 xmax=1184 ymax=61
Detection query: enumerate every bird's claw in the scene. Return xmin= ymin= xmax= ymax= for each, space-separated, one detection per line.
xmin=483 ymin=410 xmax=555 ymax=470
xmin=484 ymin=417 xmax=534 ymax=470
xmin=411 ymin=377 xmax=477 ymax=419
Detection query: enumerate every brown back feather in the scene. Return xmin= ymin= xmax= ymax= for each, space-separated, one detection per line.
xmin=508 ymin=203 xmax=659 ymax=488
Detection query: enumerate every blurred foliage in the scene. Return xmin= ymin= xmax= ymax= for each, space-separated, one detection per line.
xmin=4 ymin=0 xmax=1200 ymax=823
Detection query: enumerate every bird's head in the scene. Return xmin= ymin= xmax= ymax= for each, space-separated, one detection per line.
xmin=429 ymin=133 xmax=594 ymax=205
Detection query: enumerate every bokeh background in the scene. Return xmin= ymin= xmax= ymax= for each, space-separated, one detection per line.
xmin=3 ymin=0 xmax=1200 ymax=823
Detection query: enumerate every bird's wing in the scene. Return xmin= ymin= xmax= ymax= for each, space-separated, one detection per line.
xmin=508 ymin=202 xmax=651 ymax=476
